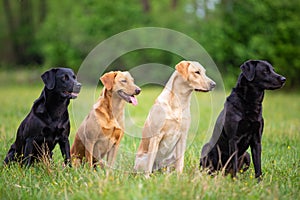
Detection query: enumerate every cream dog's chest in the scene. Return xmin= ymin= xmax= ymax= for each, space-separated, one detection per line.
xmin=164 ymin=107 xmax=191 ymax=134
xmin=153 ymin=117 xmax=190 ymax=170
xmin=159 ymin=116 xmax=190 ymax=149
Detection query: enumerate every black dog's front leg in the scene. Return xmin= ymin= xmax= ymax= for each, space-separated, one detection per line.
xmin=228 ymin=138 xmax=238 ymax=177
xmin=59 ymin=138 xmax=72 ymax=167
xmin=250 ymin=139 xmax=262 ymax=179
xmin=251 ymin=121 xmax=263 ymax=181
xmin=23 ymin=138 xmax=34 ymax=167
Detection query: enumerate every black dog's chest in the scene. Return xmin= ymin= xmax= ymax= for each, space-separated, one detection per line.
xmin=35 ymin=124 xmax=66 ymax=148
xmin=243 ymin=108 xmax=261 ymax=122
xmin=43 ymin=126 xmax=63 ymax=139
xmin=236 ymin=120 xmax=260 ymax=151
xmin=237 ymin=119 xmax=257 ymax=134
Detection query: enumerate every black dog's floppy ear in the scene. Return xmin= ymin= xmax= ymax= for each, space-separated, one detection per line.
xmin=41 ymin=68 xmax=58 ymax=90
xmin=240 ymin=60 xmax=257 ymax=81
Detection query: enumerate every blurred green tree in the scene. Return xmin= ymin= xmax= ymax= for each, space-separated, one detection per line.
xmin=0 ymin=0 xmax=299 ymax=88
xmin=197 ymin=0 xmax=300 ymax=87
xmin=2 ymin=0 xmax=45 ymax=65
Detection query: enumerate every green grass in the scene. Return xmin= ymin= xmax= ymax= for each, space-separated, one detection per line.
xmin=0 ymin=84 xmax=299 ymax=200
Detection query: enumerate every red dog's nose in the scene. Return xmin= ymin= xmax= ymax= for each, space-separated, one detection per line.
xmin=135 ymin=88 xmax=141 ymax=95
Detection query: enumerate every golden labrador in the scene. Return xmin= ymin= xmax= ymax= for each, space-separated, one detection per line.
xmin=71 ymin=71 xmax=141 ymax=167
xmin=134 ymin=61 xmax=215 ymax=176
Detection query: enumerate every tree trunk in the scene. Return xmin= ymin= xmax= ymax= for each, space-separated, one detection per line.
xmin=19 ymin=0 xmax=34 ymax=64
xmin=141 ymin=0 xmax=150 ymax=12
xmin=39 ymin=0 xmax=47 ymax=24
xmin=3 ymin=0 xmax=21 ymax=63
xmin=171 ymin=0 xmax=178 ymax=9
xmin=2 ymin=0 xmax=43 ymax=65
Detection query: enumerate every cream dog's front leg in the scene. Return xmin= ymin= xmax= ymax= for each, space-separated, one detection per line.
xmin=175 ymin=133 xmax=188 ymax=173
xmin=144 ymin=137 xmax=161 ymax=177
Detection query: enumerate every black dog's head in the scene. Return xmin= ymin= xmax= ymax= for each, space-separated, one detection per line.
xmin=41 ymin=68 xmax=81 ymax=99
xmin=240 ymin=60 xmax=286 ymax=90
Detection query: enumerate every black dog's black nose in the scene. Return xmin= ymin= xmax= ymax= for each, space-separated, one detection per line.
xmin=280 ymin=76 xmax=286 ymax=83
xmin=76 ymin=82 xmax=82 ymax=87
xmin=135 ymin=88 xmax=141 ymax=95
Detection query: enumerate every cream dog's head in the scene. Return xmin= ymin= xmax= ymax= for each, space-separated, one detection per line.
xmin=100 ymin=71 xmax=141 ymax=105
xmin=175 ymin=61 xmax=216 ymax=92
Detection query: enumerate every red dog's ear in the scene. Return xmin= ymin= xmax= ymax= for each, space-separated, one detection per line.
xmin=100 ymin=71 xmax=118 ymax=90
xmin=175 ymin=61 xmax=190 ymax=80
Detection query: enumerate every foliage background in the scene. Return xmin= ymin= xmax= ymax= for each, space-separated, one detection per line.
xmin=1 ymin=0 xmax=300 ymax=88
xmin=0 ymin=1 xmax=299 ymax=199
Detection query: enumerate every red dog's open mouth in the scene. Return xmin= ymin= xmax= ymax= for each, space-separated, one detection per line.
xmin=117 ymin=90 xmax=138 ymax=106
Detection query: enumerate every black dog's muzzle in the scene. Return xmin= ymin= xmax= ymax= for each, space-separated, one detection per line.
xmin=71 ymin=82 xmax=81 ymax=99
xmin=73 ymin=82 xmax=82 ymax=93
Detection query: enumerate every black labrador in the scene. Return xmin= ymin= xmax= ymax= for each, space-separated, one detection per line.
xmin=200 ymin=60 xmax=286 ymax=179
xmin=4 ymin=68 xmax=81 ymax=167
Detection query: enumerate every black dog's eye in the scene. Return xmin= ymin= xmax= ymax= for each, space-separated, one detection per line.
xmin=63 ymin=75 xmax=69 ymax=81
xmin=72 ymin=75 xmax=76 ymax=80
xmin=121 ymin=80 xmax=127 ymax=83
xmin=263 ymin=69 xmax=269 ymax=74
xmin=195 ymin=71 xmax=201 ymax=75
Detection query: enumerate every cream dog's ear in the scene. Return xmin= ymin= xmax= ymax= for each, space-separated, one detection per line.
xmin=100 ymin=71 xmax=118 ymax=90
xmin=175 ymin=61 xmax=190 ymax=80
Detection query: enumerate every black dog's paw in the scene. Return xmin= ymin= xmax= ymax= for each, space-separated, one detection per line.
xmin=62 ymin=159 xmax=72 ymax=168
xmin=256 ymin=174 xmax=263 ymax=183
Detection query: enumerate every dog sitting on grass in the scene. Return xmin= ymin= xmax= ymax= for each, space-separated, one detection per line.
xmin=71 ymin=71 xmax=141 ymax=168
xmin=4 ymin=68 xmax=81 ymax=167
xmin=200 ymin=60 xmax=286 ymax=180
xmin=134 ymin=61 xmax=216 ymax=177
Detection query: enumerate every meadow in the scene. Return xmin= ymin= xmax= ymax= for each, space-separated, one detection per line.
xmin=0 ymin=82 xmax=299 ymax=200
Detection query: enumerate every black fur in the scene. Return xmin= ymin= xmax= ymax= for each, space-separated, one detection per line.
xmin=200 ymin=60 xmax=286 ymax=179
xmin=4 ymin=68 xmax=81 ymax=167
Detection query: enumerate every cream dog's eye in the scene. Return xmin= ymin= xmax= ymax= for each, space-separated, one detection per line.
xmin=121 ymin=80 xmax=127 ymax=83
xmin=195 ymin=71 xmax=201 ymax=75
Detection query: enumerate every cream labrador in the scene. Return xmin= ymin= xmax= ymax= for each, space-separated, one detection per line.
xmin=71 ymin=71 xmax=141 ymax=167
xmin=134 ymin=61 xmax=215 ymax=176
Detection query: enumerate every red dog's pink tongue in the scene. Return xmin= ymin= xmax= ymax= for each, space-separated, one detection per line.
xmin=130 ymin=96 xmax=138 ymax=106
